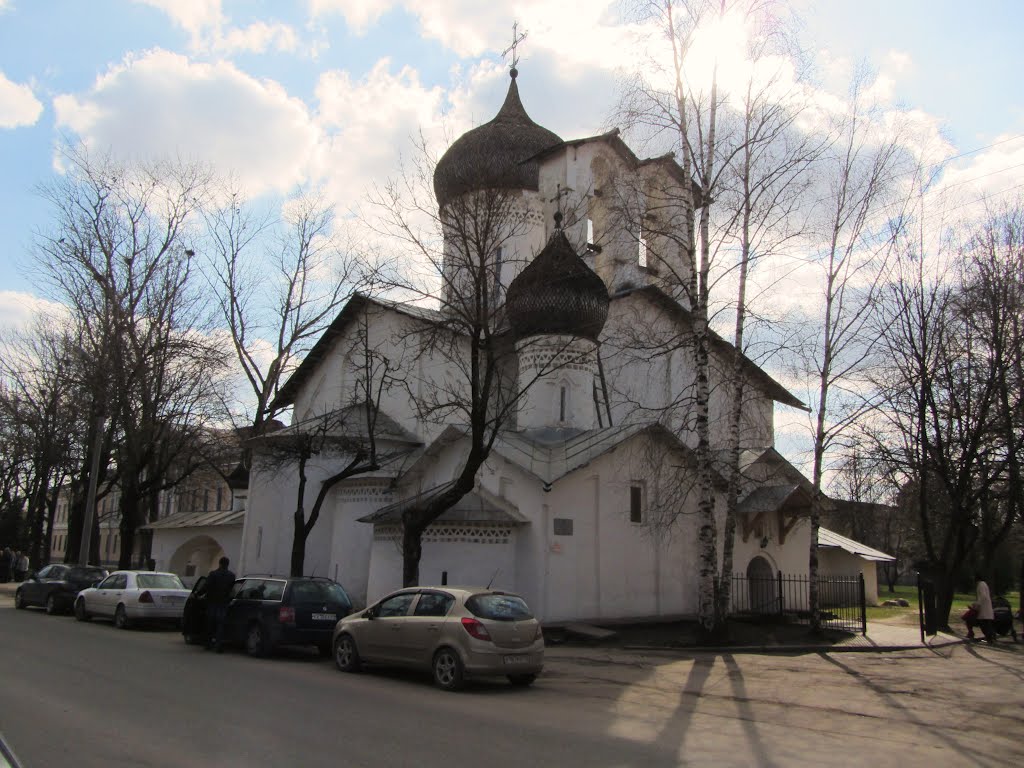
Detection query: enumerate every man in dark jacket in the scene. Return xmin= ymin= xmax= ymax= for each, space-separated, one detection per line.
xmin=204 ymin=557 xmax=236 ymax=652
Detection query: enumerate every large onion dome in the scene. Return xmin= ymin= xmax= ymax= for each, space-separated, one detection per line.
xmin=505 ymin=213 xmax=610 ymax=341
xmin=433 ymin=69 xmax=562 ymax=209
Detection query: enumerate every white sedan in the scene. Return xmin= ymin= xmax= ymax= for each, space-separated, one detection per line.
xmin=74 ymin=571 xmax=191 ymax=629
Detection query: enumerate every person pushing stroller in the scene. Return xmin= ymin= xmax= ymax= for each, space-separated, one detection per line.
xmin=962 ymin=575 xmax=996 ymax=643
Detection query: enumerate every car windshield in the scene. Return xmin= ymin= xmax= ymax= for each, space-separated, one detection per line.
xmin=68 ymin=567 xmax=105 ymax=582
xmin=466 ymin=593 xmax=533 ymax=621
xmin=136 ymin=574 xmax=184 ymax=589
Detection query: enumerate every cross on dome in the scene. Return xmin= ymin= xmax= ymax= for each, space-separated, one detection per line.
xmin=501 ymin=21 xmax=528 ymax=74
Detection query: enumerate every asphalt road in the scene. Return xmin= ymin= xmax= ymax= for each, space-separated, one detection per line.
xmin=1 ymin=601 xmax=1023 ymax=767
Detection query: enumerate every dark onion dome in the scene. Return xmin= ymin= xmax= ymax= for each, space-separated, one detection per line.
xmin=433 ymin=69 xmax=562 ymax=209
xmin=505 ymin=213 xmax=610 ymax=342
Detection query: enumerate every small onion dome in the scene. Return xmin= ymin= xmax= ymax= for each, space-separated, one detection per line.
xmin=505 ymin=213 xmax=610 ymax=342
xmin=433 ymin=69 xmax=562 ymax=210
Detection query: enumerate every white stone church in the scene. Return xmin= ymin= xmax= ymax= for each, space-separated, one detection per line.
xmin=152 ymin=69 xmax=891 ymax=619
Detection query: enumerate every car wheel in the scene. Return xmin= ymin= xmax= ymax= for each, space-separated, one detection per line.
xmin=245 ymin=622 xmax=270 ymax=657
xmin=432 ymin=647 xmax=465 ymax=691
xmin=13 ymin=589 xmax=25 ymax=610
xmin=74 ymin=597 xmax=91 ymax=622
xmin=45 ymin=593 xmax=60 ymax=616
xmin=334 ymin=634 xmax=361 ymax=672
xmin=508 ymin=673 xmax=537 ymax=687
xmin=114 ymin=604 xmax=130 ymax=630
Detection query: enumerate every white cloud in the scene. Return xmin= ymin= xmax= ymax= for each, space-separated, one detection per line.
xmin=132 ymin=0 xmax=300 ymax=56
xmin=132 ymin=0 xmax=225 ymax=44
xmin=217 ymin=21 xmax=299 ymax=55
xmin=53 ymin=49 xmax=319 ymax=196
xmin=308 ymin=0 xmax=396 ymax=34
xmin=313 ymin=59 xmax=449 ymax=210
xmin=0 ymin=291 xmax=68 ymax=333
xmin=931 ymin=133 xmax=1024 ymax=215
xmin=0 ymin=72 xmax=43 ymax=128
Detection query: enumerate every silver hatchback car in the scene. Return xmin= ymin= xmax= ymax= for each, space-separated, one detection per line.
xmin=332 ymin=587 xmax=544 ymax=690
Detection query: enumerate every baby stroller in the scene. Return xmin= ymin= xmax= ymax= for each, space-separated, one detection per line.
xmin=991 ymin=596 xmax=1018 ymax=642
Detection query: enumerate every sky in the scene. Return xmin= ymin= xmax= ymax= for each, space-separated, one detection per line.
xmin=2 ymin=0 xmax=1024 ymax=468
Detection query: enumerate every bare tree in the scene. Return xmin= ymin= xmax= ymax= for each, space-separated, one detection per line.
xmin=793 ymin=74 xmax=912 ymax=632
xmin=870 ymin=203 xmax=1024 ymax=623
xmin=204 ymin=184 xmax=377 ymax=440
xmin=0 ymin=317 xmax=85 ymax=568
xmin=34 ymin=145 xmax=228 ymax=568
xmin=613 ymin=0 xmax=821 ymax=634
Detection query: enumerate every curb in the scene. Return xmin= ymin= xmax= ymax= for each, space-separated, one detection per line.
xmin=620 ymin=639 xmax=968 ymax=654
xmin=546 ymin=637 xmax=969 ymax=659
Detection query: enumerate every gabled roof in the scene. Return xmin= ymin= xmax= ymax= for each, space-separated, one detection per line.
xmin=495 ymin=421 xmax=725 ymax=487
xmin=736 ymin=484 xmax=811 ymax=515
xmin=256 ymin=404 xmax=421 ymax=446
xmin=358 ymin=481 xmax=528 ymax=525
xmin=612 ymin=286 xmax=807 ymax=410
xmin=818 ymin=526 xmax=895 ymax=562
xmin=271 ymin=294 xmax=442 ymax=411
xmin=529 ymin=128 xmax=706 ymax=207
xmin=142 ymin=507 xmax=245 ymax=531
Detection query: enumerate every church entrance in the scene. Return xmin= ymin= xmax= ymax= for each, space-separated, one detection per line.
xmin=746 ymin=555 xmax=775 ymax=613
xmin=168 ymin=535 xmax=225 ymax=585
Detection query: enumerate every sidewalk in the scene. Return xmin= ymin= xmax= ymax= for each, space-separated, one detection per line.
xmin=549 ymin=617 xmax=971 ymax=655
xmin=2 ymin=579 xmax=1010 ymax=655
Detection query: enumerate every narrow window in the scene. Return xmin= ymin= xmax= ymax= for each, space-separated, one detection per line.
xmin=256 ymin=526 xmax=263 ymax=558
xmin=586 ymin=218 xmax=594 ymax=246
xmin=638 ymin=226 xmax=648 ymax=268
xmin=630 ymin=485 xmax=643 ymax=523
xmin=216 ymin=487 xmax=222 ymax=510
xmin=559 ymin=386 xmax=567 ymax=422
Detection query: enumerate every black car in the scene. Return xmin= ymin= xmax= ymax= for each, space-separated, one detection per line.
xmin=182 ymin=575 xmax=353 ymax=657
xmin=14 ymin=564 xmax=108 ymax=614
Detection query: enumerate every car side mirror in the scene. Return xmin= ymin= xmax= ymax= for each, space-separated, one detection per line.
xmin=26 ymin=571 xmax=36 ymax=580
xmin=91 ymin=581 xmax=101 ymax=588
xmin=364 ymin=607 xmax=377 ymax=620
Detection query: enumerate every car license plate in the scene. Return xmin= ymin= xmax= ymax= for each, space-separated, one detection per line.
xmin=161 ymin=596 xmax=184 ymax=604
xmin=503 ymin=655 xmax=527 ymax=665
xmin=312 ymin=613 xmax=336 ymax=621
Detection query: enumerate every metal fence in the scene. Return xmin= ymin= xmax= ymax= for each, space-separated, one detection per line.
xmin=729 ymin=572 xmax=867 ymax=635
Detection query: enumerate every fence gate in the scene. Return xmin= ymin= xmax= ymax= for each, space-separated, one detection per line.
xmin=730 ymin=572 xmax=867 ymax=635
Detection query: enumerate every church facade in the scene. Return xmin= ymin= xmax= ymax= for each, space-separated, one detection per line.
xmin=234 ymin=69 xmax=880 ymax=620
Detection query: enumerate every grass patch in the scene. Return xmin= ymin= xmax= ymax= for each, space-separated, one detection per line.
xmin=869 ymin=584 xmax=1021 ymax=626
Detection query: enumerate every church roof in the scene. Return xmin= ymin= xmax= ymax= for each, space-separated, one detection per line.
xmin=505 ymin=214 xmax=610 ymax=341
xmin=433 ymin=69 xmax=562 ymax=209
xmin=528 ymin=128 xmax=707 ymax=208
xmin=493 ymin=422 xmax=723 ymax=487
xmin=358 ymin=481 xmax=528 ymax=525
xmin=611 ymin=286 xmax=807 ymax=410
xmin=257 ymin=404 xmax=421 ymax=447
xmin=736 ymin=484 xmax=811 ymax=515
xmin=272 ymin=294 xmax=443 ymax=411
